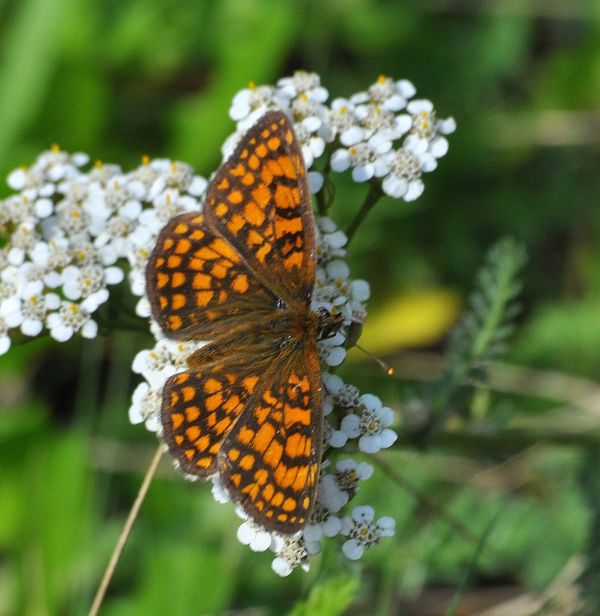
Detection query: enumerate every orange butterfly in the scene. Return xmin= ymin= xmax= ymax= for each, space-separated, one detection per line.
xmin=146 ymin=111 xmax=338 ymax=534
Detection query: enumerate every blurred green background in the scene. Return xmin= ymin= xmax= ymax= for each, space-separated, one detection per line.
xmin=2 ymin=1 xmax=600 ymax=614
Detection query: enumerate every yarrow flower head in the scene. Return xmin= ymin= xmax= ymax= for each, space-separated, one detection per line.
xmin=0 ymin=70 xmax=454 ymax=576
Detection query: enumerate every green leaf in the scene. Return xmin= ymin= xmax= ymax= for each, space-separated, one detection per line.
xmin=288 ymin=576 xmax=359 ymax=616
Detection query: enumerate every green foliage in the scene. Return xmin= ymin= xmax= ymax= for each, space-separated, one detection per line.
xmin=288 ymin=576 xmax=359 ymax=616
xmin=422 ymin=238 xmax=527 ymax=434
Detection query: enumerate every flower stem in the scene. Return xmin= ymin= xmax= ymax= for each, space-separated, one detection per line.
xmin=345 ymin=182 xmax=383 ymax=247
xmin=88 ymin=444 xmax=163 ymax=616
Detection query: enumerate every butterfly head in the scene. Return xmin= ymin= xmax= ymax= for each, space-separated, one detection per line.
xmin=314 ymin=306 xmax=344 ymax=341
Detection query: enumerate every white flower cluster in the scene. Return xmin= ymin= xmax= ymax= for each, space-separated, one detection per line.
xmin=0 ymin=70 xmax=451 ymax=576
xmin=228 ymin=71 xmax=455 ymax=202
xmin=0 ymin=147 xmax=207 ymax=353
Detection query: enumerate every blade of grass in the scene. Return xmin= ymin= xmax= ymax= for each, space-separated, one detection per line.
xmin=446 ymin=508 xmax=504 ymax=616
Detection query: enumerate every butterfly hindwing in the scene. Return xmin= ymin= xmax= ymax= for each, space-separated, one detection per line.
xmin=203 ymin=111 xmax=317 ymax=305
xmin=217 ymin=344 xmax=322 ymax=533
xmin=160 ymin=363 xmax=261 ymax=477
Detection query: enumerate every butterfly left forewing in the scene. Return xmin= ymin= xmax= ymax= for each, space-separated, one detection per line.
xmin=146 ymin=212 xmax=278 ymax=339
xmin=217 ymin=343 xmax=322 ymax=534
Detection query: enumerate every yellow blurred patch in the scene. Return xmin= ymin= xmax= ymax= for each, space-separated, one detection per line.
xmin=354 ymin=288 xmax=462 ymax=356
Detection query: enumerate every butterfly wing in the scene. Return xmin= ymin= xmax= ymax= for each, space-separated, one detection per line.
xmin=146 ymin=212 xmax=278 ymax=339
xmin=203 ymin=111 xmax=316 ymax=305
xmin=217 ymin=343 xmax=322 ymax=534
xmin=160 ymin=363 xmax=261 ymax=477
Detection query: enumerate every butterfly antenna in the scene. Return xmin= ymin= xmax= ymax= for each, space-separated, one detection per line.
xmin=355 ymin=343 xmax=394 ymax=376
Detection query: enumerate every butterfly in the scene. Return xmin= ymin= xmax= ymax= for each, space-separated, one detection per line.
xmin=145 ymin=110 xmax=339 ymax=534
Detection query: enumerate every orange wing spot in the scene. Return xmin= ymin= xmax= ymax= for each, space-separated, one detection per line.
xmin=215 ymin=202 xmax=228 ymax=217
xmin=228 ymin=448 xmax=240 ymax=461
xmin=172 ymin=294 xmax=186 ymax=310
xmin=263 ymin=440 xmax=283 ymax=468
xmin=252 ymin=184 xmax=271 ymax=207
xmin=277 ymin=514 xmax=288 ymax=522
xmin=168 ymin=315 xmax=182 ymax=330
xmin=260 ymin=128 xmax=270 ymax=139
xmin=155 ymin=257 xmax=165 ymax=268
xmin=281 ymin=466 xmax=299 ymax=489
xmin=248 ymin=154 xmax=260 ymax=170
xmin=243 ymin=375 xmax=259 ymax=393
xmin=267 ymin=136 xmax=281 ymax=151
xmin=284 ymin=129 xmax=293 ymax=144
xmin=159 ymin=296 xmax=168 ymax=309
xmin=255 ymin=242 xmax=272 ymax=263
xmin=249 ymin=137 xmax=257 ymax=145
xmin=173 ymin=223 xmax=189 ymax=234
xmin=285 ymin=433 xmax=304 ymax=458
xmin=253 ymin=422 xmax=275 ymax=454
xmin=197 ymin=457 xmax=212 ymax=468
xmin=192 ymin=273 xmax=211 ymax=289
xmin=182 ymin=386 xmax=195 ymax=402
xmin=282 ymin=497 xmax=296 ymax=512
xmin=263 ymin=390 xmax=277 ymax=406
xmin=302 ymin=497 xmax=310 ymax=510
xmin=293 ymin=466 xmax=309 ymax=491
xmin=254 ymin=469 xmax=268 ymax=485
xmin=212 ymin=238 xmax=238 ymax=261
xmin=271 ymin=491 xmax=284 ymax=507
xmin=195 ymin=246 xmax=218 ymax=260
xmin=267 ymin=159 xmax=283 ymax=176
xmin=284 ymin=405 xmax=311 ymax=428
xmin=230 ymin=163 xmax=246 ymax=177
xmin=237 ymin=425 xmax=255 ymax=445
xmin=167 ymin=255 xmax=182 ymax=268
xmin=304 ymin=437 xmax=312 ymax=457
xmin=195 ymin=290 xmax=215 ymax=307
xmin=163 ymin=238 xmax=174 ymax=250
xmin=223 ymin=394 xmax=241 ymax=412
xmin=214 ymin=417 xmax=232 ymax=435
xmin=276 ymin=216 xmax=303 ymax=236
xmin=189 ymin=258 xmax=204 ymax=271
xmin=232 ymin=274 xmax=249 ymax=293
xmin=175 ymin=435 xmax=184 ymax=445
xmin=217 ymin=178 xmax=229 ymax=190
xmin=260 ymin=165 xmax=274 ymax=185
xmin=184 ymin=449 xmax=195 ymax=460
xmin=244 ymin=201 xmax=266 ymax=225
xmin=196 ymin=435 xmax=210 ymax=452
xmin=227 ymin=213 xmax=246 ymax=234
xmin=175 ymin=238 xmax=191 ymax=254
xmin=284 ymin=252 xmax=303 ymax=270
xmin=256 ymin=143 xmax=268 ymax=157
xmin=266 ymin=510 xmax=274 ymax=518
xmin=205 ymin=392 xmax=223 ymax=412
xmin=157 ymin=273 xmax=169 ymax=289
xmin=228 ymin=190 xmax=244 ymax=204
xmin=242 ymin=172 xmax=255 ymax=186
xmin=204 ymin=378 xmax=222 ymax=394
xmin=274 ymin=184 xmax=294 ymax=207
xmin=171 ymin=413 xmax=184 ymax=430
xmin=247 ymin=229 xmax=263 ymax=247
xmin=242 ymin=483 xmax=260 ymax=500
xmin=190 ymin=229 xmax=205 ymax=240
xmin=171 ymin=271 xmax=186 ymax=287
xmin=210 ymin=262 xmax=228 ymax=279
xmin=278 ymin=155 xmax=297 ymax=179
xmin=240 ymin=148 xmax=249 ymax=159
xmin=185 ymin=406 xmax=200 ymax=422
xmin=256 ymin=500 xmax=265 ymax=511
xmin=185 ymin=425 xmax=201 ymax=441
xmin=175 ymin=373 xmax=189 ymax=384
xmin=272 ymin=122 xmax=280 ymax=130
xmin=263 ymin=483 xmax=275 ymax=501
xmin=231 ymin=473 xmax=242 ymax=487
xmin=240 ymin=454 xmax=255 ymax=470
